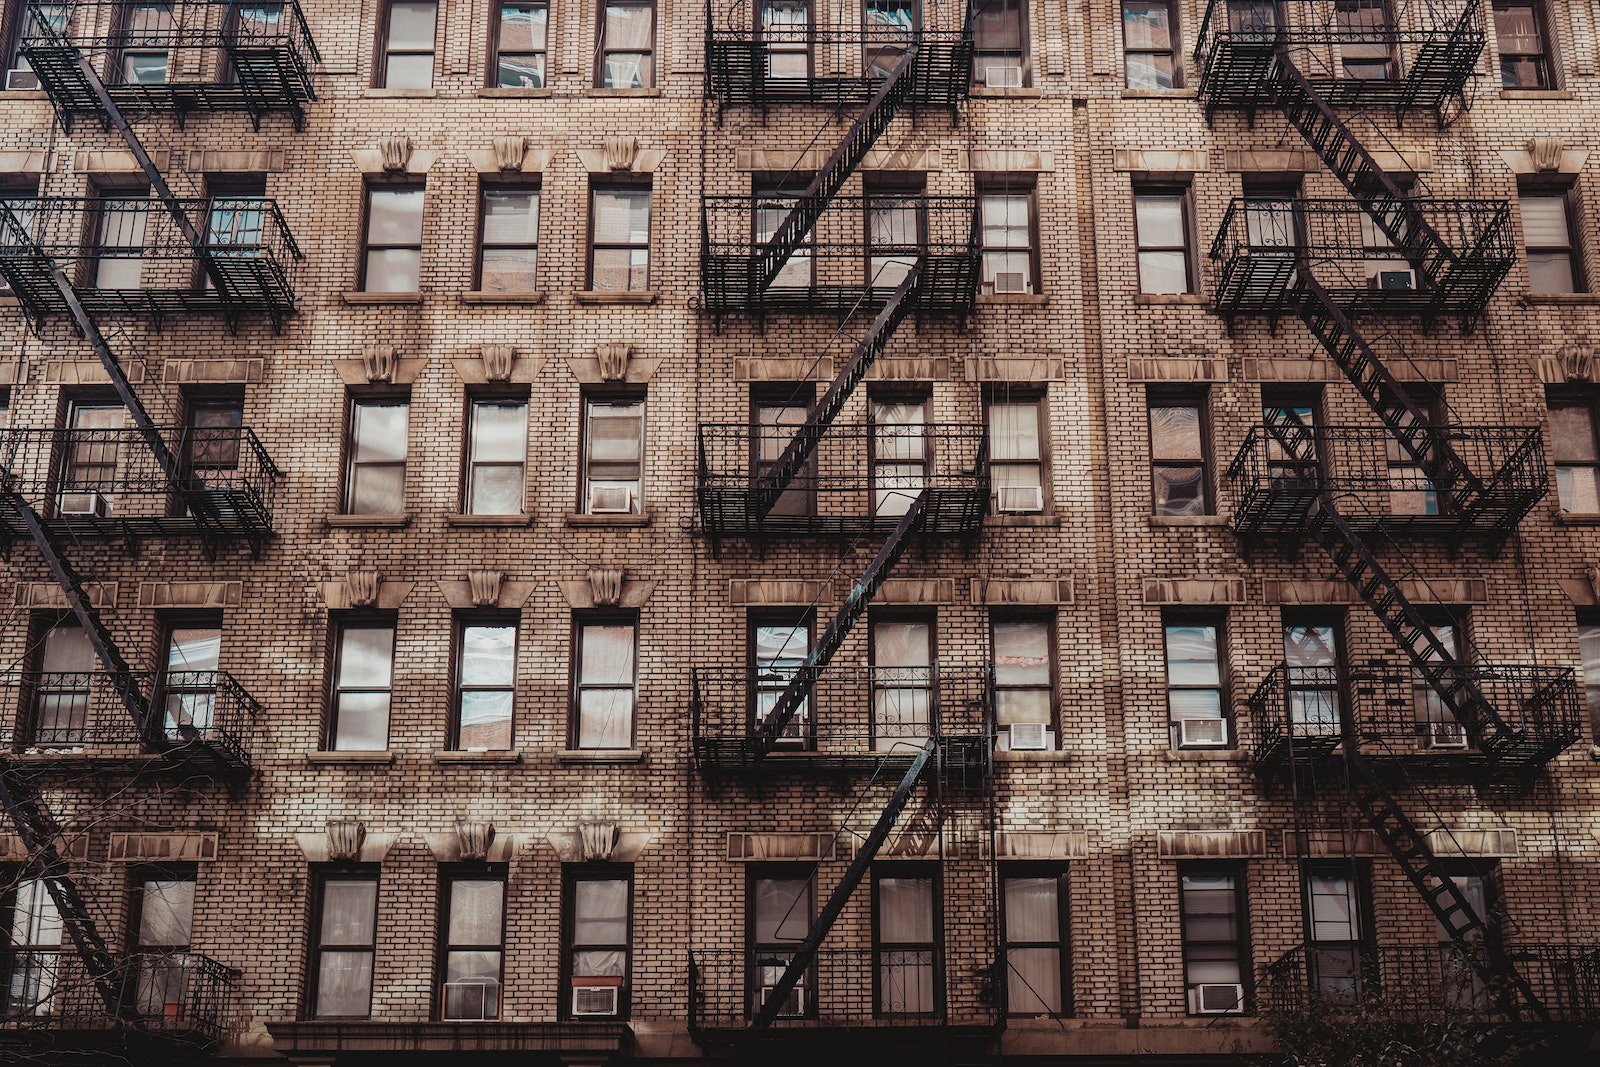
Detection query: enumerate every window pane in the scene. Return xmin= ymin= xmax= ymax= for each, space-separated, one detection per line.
xmin=368 ymin=188 xmax=425 ymax=244
xmin=604 ymin=2 xmax=653 ymax=48
xmin=364 ymin=248 xmax=420 ymax=292
xmin=1153 ymin=465 xmax=1204 ymax=514
xmin=350 ymin=462 xmax=406 ymax=513
xmin=578 ymin=690 xmax=634 ymax=747
xmin=874 ymin=621 xmax=931 ymax=667
xmin=1004 ymin=876 xmax=1059 ymax=941
xmin=994 ymin=622 xmax=1050 ymax=685
xmin=1168 ymin=688 xmax=1223 ymax=720
xmin=1122 ymin=1 xmax=1172 ymax=48
xmin=480 ymin=248 xmax=538 ymax=292
xmin=334 ymin=691 xmax=391 ymax=750
xmin=1557 ymin=465 xmax=1600 ymax=513
xmin=573 ymin=949 xmax=626 ymax=976
xmin=1007 ymin=946 xmax=1061 ymax=1013
xmin=498 ymin=54 xmax=546 ymax=87
xmin=1520 ymin=195 xmax=1570 ymax=246
xmin=574 ymin=879 xmax=629 ymax=944
xmin=469 ymin=466 xmax=524 ymax=515
xmin=461 ymin=625 xmax=516 ymax=686
xmin=353 ymin=403 xmax=409 ymax=464
xmin=580 ymin=625 xmax=635 ymax=685
xmin=316 ymin=953 xmax=373 ymax=1016
xmin=878 ymin=876 xmax=934 ymax=942
xmin=1150 ymin=406 xmax=1201 ymax=459
xmin=472 ymin=402 xmax=528 ymax=462
xmin=137 ymin=878 xmax=195 ymax=947
xmin=1125 ymin=53 xmax=1175 ymax=89
xmin=500 ymin=3 xmax=548 ymax=50
xmin=1138 ymin=249 xmax=1189 ymax=293
xmin=592 ymin=247 xmax=649 ymax=290
xmin=389 ymin=1 xmax=437 ymax=48
xmin=593 ymin=189 xmax=650 ymax=243
xmin=1135 ymin=195 xmax=1185 ymax=246
xmin=989 ymin=402 xmax=1041 ymax=461
xmin=165 ymin=627 xmax=221 ymax=672
xmin=482 ymin=190 xmax=539 ymax=244
xmin=447 ymin=880 xmax=505 ymax=946
xmin=1284 ymin=624 xmax=1338 ymax=667
xmin=320 ymin=881 xmax=377 ymax=945
xmin=1528 ymin=251 xmax=1576 ymax=294
xmin=973 ymin=0 xmax=1023 ymax=50
xmin=339 ymin=627 xmax=394 ymax=687
xmin=1550 ymin=406 xmax=1598 ymax=462
xmin=754 ymin=877 xmax=811 ymax=943
xmin=1165 ymin=625 xmax=1219 ymax=685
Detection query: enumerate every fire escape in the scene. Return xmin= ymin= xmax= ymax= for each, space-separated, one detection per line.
xmin=691 ymin=1 xmax=1002 ymax=1045
xmin=1198 ymin=0 xmax=1585 ymax=1022
xmin=0 ymin=2 xmax=307 ymax=1055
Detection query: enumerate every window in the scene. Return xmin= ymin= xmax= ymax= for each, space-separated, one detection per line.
xmin=870 ymin=394 xmax=928 ymax=517
xmin=378 ymin=0 xmax=436 ymax=88
xmin=1577 ymin=616 xmax=1600 ymax=738
xmin=1148 ymin=392 xmax=1209 ymax=516
xmin=1302 ymin=863 xmax=1371 ymax=999
xmin=201 ymin=177 xmax=268 ymax=288
xmin=453 ymin=620 xmax=516 ymax=751
xmin=1242 ymin=179 xmax=1300 ymax=253
xmin=112 ymin=3 xmax=172 ymax=85
xmin=1356 ymin=178 xmax=1414 ymax=291
xmin=1386 ymin=384 xmax=1443 ymax=515
xmin=563 ymin=868 xmax=632 ymax=1018
xmin=755 ymin=178 xmax=814 ymax=289
xmin=157 ymin=620 xmax=221 ymax=742
xmin=573 ymin=618 xmax=637 ymax=749
xmin=181 ymin=397 xmax=244 ymax=489
xmin=1334 ymin=0 xmax=1397 ymax=79
xmin=978 ymin=180 xmax=1038 ymax=294
xmin=870 ymin=615 xmax=933 ymax=751
xmin=361 ymin=183 xmax=425 ymax=293
xmin=1283 ymin=619 xmax=1344 ymax=738
xmin=752 ymin=386 xmax=815 ymax=517
xmin=597 ymin=0 xmax=654 ymax=87
xmin=438 ymin=872 xmax=506 ymax=1021
xmin=128 ymin=866 xmax=196 ymax=1018
xmin=1261 ymin=391 xmax=1320 ymax=480
xmin=1123 ymin=0 xmax=1178 ymax=88
xmin=581 ymin=393 xmax=644 ymax=514
xmin=986 ymin=391 xmax=1045 ymax=512
xmin=4 ymin=3 xmax=67 ymax=91
xmin=972 ymin=0 xmax=1027 ymax=87
xmin=1178 ymin=864 xmax=1247 ymax=1014
xmin=1494 ymin=0 xmax=1551 ymax=87
xmin=873 ymin=866 xmax=939 ymax=1016
xmin=343 ymin=397 xmax=409 ymax=514
xmin=993 ymin=616 xmax=1055 ymax=749
xmin=759 ymin=0 xmax=810 ymax=80
xmin=58 ymin=400 xmax=122 ymax=516
xmin=1164 ymin=615 xmax=1226 ymax=748
xmin=0 ymin=176 xmax=37 ymax=296
xmin=478 ymin=184 xmax=539 ymax=292
xmin=328 ymin=623 xmax=396 ymax=751
xmin=748 ymin=869 xmax=814 ymax=1017
xmin=865 ymin=178 xmax=923 ymax=290
xmin=1437 ymin=865 xmax=1497 ymax=1010
xmin=464 ymin=397 xmax=528 ymax=515
xmin=589 ymin=180 xmax=650 ymax=291
xmin=863 ymin=0 xmax=916 ymax=76
xmin=310 ymin=870 xmax=379 ymax=1018
xmin=30 ymin=620 xmax=94 ymax=746
xmin=89 ymin=183 xmax=150 ymax=290
xmin=751 ymin=614 xmax=812 ymax=746
xmin=1411 ymin=615 xmax=1469 ymax=749
xmin=1002 ymin=867 xmax=1069 ymax=1016
xmin=1133 ymin=186 xmax=1192 ymax=293
xmin=1550 ymin=397 xmax=1600 ymax=513
xmin=493 ymin=2 xmax=549 ymax=88
xmin=1520 ymin=189 xmax=1584 ymax=294
xmin=1 ymin=876 xmax=62 ymax=1018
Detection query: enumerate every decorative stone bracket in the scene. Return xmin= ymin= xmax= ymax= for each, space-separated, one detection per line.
xmin=544 ymin=825 xmax=653 ymax=862
xmin=422 ymin=825 xmax=518 ymax=864
xmin=332 ymin=351 xmax=428 ymax=387
xmin=351 ymin=136 xmax=438 ymax=176
xmin=466 ymin=140 xmax=553 ymax=175
xmin=453 ymin=345 xmax=546 ymax=385
xmin=559 ymin=573 xmax=656 ymax=609
xmin=567 ymin=345 xmax=661 ymax=385
xmin=294 ymin=823 xmax=400 ymax=864
xmin=321 ymin=573 xmax=414 ymax=611
xmin=436 ymin=573 xmax=535 ymax=610
xmin=574 ymin=138 xmax=666 ymax=174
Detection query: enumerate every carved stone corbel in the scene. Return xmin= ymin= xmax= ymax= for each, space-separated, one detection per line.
xmin=361 ymin=346 xmax=398 ymax=384
xmin=379 ymin=135 xmax=413 ymax=173
xmin=580 ymin=821 xmax=619 ymax=861
xmin=604 ymin=136 xmax=639 ymax=171
xmin=327 ymin=819 xmax=367 ymax=862
xmin=456 ymin=820 xmax=496 ymax=862
xmin=1528 ymin=135 xmax=1564 ymax=173
xmin=596 ymin=343 xmax=631 ymax=382
xmin=588 ymin=567 xmax=624 ymax=608
xmin=492 ymin=136 xmax=528 ymax=172
xmin=468 ymin=569 xmax=505 ymax=608
xmin=346 ymin=570 xmax=381 ymax=608
xmin=481 ymin=345 xmax=516 ymax=383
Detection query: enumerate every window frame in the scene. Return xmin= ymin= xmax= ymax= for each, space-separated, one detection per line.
xmin=983 ymin=386 xmax=1049 ymax=513
xmin=1177 ymin=861 xmax=1250 ymax=1016
xmin=1300 ymin=860 xmax=1377 ymax=999
xmin=1549 ymin=391 xmax=1600 ymax=514
xmin=449 ymin=613 xmax=519 ymax=752
xmin=307 ymin=866 xmax=381 ymax=1020
xmin=154 ymin=611 xmax=224 ymax=744
xmin=1147 ymin=388 xmax=1213 ymax=517
xmin=1493 ymin=0 xmax=1554 ymax=88
xmin=870 ymin=862 xmax=943 ymax=1019
xmin=1122 ymin=0 xmax=1181 ymax=88
xmin=867 ymin=608 xmax=936 ymax=751
xmin=4 ymin=4 xmax=70 ymax=92
xmin=475 ymin=179 xmax=541 ymax=293
xmin=1132 ymin=183 xmax=1195 ymax=294
xmin=1162 ymin=610 xmax=1230 ymax=749
xmin=579 ymin=387 xmax=646 ymax=514
xmin=491 ymin=0 xmax=550 ymax=89
xmin=976 ymin=176 xmax=1041 ymax=295
xmin=1000 ymin=863 xmax=1071 ymax=1018
xmin=750 ymin=383 xmax=817 ymax=518
xmin=342 ymin=392 xmax=411 ymax=516
xmin=560 ymin=864 xmax=634 ymax=1020
xmin=587 ymin=176 xmax=652 ymax=291
xmin=434 ymin=865 xmax=509 ymax=1021
xmin=867 ymin=387 xmax=931 ymax=519
xmin=990 ymin=611 xmax=1059 ymax=747
xmin=747 ymin=609 xmax=816 ymax=748
xmin=570 ymin=612 xmax=640 ymax=750
xmin=358 ymin=180 xmax=426 ymax=293
xmin=1518 ymin=184 xmax=1586 ymax=295
xmin=326 ymin=617 xmax=398 ymax=752
xmin=376 ymin=0 xmax=438 ymax=88
xmin=1577 ymin=612 xmax=1600 ymax=741
xmin=595 ymin=0 xmax=656 ymax=88
xmin=745 ymin=864 xmax=819 ymax=1019
xmin=462 ymin=390 xmax=530 ymax=516
xmin=971 ymin=0 xmax=1030 ymax=87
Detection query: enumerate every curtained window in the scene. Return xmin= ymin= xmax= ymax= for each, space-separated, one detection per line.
xmin=439 ymin=874 xmax=506 ymax=1020
xmin=311 ymin=872 xmax=379 ymax=1018
xmin=874 ymin=870 xmax=939 ymax=1016
xmin=565 ymin=869 xmax=632 ymax=1018
xmin=574 ymin=620 xmax=637 ymax=749
xmin=1003 ymin=869 xmax=1069 ymax=1016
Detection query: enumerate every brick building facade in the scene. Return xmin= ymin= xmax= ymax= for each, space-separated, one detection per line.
xmin=0 ymin=0 xmax=1596 ymax=1062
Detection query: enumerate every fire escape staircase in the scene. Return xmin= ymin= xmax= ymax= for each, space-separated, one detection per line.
xmin=0 ymin=25 xmax=257 ymax=1038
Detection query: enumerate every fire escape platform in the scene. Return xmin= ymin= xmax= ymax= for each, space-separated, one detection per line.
xmin=706 ymin=31 xmax=973 ymax=108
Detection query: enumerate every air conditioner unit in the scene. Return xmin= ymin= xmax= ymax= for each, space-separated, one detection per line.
xmin=1191 ymin=983 xmax=1245 ymax=1014
xmin=1374 ymin=268 xmax=1416 ymax=291
xmin=1178 ymin=718 xmax=1228 ymax=748
xmin=1425 ymin=721 xmax=1469 ymax=750
xmin=572 ymin=984 xmax=619 ymax=1017
xmin=588 ymin=485 xmax=634 ymax=514
xmin=985 ymin=64 xmax=1023 ymax=88
xmin=991 ymin=271 xmax=1029 ymax=294
xmin=996 ymin=485 xmax=1043 ymax=514
xmin=5 ymin=69 xmax=40 ymax=92
xmin=441 ymin=978 xmax=499 ymax=1021
xmin=1008 ymin=722 xmax=1049 ymax=751
xmin=759 ymin=983 xmax=807 ymax=1017
xmin=57 ymin=491 xmax=107 ymax=518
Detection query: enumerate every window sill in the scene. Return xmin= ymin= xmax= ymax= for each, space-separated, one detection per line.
xmin=1133 ymin=292 xmax=1207 ymax=305
xmin=588 ymin=87 xmax=662 ymax=97
xmin=971 ymin=86 xmax=1043 ymax=98
xmin=0 ymin=90 xmax=48 ymax=101
xmin=306 ymin=750 xmax=395 ymax=766
xmin=0 ymin=295 xmax=18 ymax=308
xmin=1166 ymin=747 xmax=1245 ymax=761
xmin=477 ymin=87 xmax=554 ymax=98
xmin=363 ymin=88 xmax=439 ymax=98
xmin=985 ymin=512 xmax=1061 ymax=527
xmin=575 ymin=289 xmax=658 ymax=305
xmin=446 ymin=513 xmax=532 ymax=527
xmin=342 ymin=291 xmax=423 ymax=306
xmin=1555 ymin=511 xmax=1600 ymax=525
xmin=565 ymin=510 xmax=652 ymax=527
xmin=1500 ymin=89 xmax=1574 ymax=100
xmin=434 ymin=749 xmax=523 ymax=764
xmin=996 ymin=749 xmax=1073 ymax=762
xmin=1520 ymin=292 xmax=1600 ymax=306
xmin=977 ymin=292 xmax=1049 ymax=305
xmin=555 ymin=748 xmax=647 ymax=764
xmin=326 ymin=513 xmax=412 ymax=528
xmin=1121 ymin=87 xmax=1195 ymax=98
xmin=1149 ymin=515 xmax=1229 ymax=528
xmin=461 ymin=290 xmax=546 ymax=305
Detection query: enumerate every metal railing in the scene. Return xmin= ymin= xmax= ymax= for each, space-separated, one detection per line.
xmin=1247 ymin=659 xmax=1581 ymax=771
xmin=1226 ymin=423 xmax=1547 ymax=541
xmin=0 ymin=669 xmax=261 ymax=770
xmin=701 ymin=194 xmax=979 ymax=314
xmin=706 ymin=28 xmax=973 ymax=106
xmin=1264 ymin=942 xmax=1600 ymax=1023
xmin=0 ymin=949 xmax=239 ymax=1044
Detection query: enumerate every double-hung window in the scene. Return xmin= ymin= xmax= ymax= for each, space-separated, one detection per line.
xmin=1002 ymin=867 xmax=1069 ymax=1016
xmin=464 ymin=397 xmax=528 ymax=515
xmin=478 ymin=184 xmax=540 ymax=293
xmin=573 ymin=617 xmax=637 ymax=749
xmin=328 ymin=622 xmax=396 ymax=751
xmin=1550 ymin=396 xmax=1600 ymax=513
xmin=564 ymin=868 xmax=632 ymax=1018
xmin=128 ymin=866 xmax=196 ymax=1018
xmin=113 ymin=3 xmax=173 ymax=85
xmin=1 ymin=876 xmax=62 ymax=1018
xmin=986 ymin=391 xmax=1045 ymax=512
xmin=1520 ymin=188 xmax=1585 ymax=294
xmin=869 ymin=395 xmax=928 ymax=517
xmin=1411 ymin=615 xmax=1469 ymax=749
xmin=993 ymin=616 xmax=1055 ymax=749
xmin=361 ymin=183 xmax=425 ymax=293
xmin=1303 ymin=863 xmax=1371 ymax=999
xmin=453 ymin=619 xmax=517 ymax=751
xmin=1178 ymin=864 xmax=1247 ymax=1014
xmin=870 ymin=615 xmax=933 ymax=750
xmin=1494 ymin=0 xmax=1552 ymax=87
xmin=89 ymin=183 xmax=150 ymax=290
xmin=158 ymin=620 xmax=222 ymax=741
xmin=589 ymin=181 xmax=651 ymax=291
xmin=5 ymin=3 xmax=68 ymax=92
xmin=344 ymin=396 xmax=409 ymax=515
xmin=597 ymin=0 xmax=654 ymax=87
xmin=1148 ymin=392 xmax=1209 ymax=516
xmin=1122 ymin=0 xmax=1178 ymax=88
xmin=581 ymin=393 xmax=645 ymax=514
xmin=378 ymin=0 xmax=437 ymax=88
xmin=310 ymin=870 xmax=379 ymax=1018
xmin=1577 ymin=615 xmax=1600 ymax=739
xmin=753 ymin=387 xmax=815 ymax=516
xmin=494 ymin=2 xmax=549 ymax=88
xmin=59 ymin=400 xmax=122 ymax=517
xmin=30 ymin=620 xmax=94 ymax=746
xmin=751 ymin=614 xmax=811 ymax=745
xmin=1133 ymin=185 xmax=1193 ymax=293
xmin=438 ymin=872 xmax=506 ymax=1021
xmin=1283 ymin=618 xmax=1344 ymax=738
xmin=972 ymin=0 xmax=1027 ymax=87
xmin=749 ymin=869 xmax=814 ymax=1017
xmin=874 ymin=867 xmax=939 ymax=1016
xmin=978 ymin=181 xmax=1038 ymax=294
xmin=1164 ymin=615 xmax=1226 ymax=748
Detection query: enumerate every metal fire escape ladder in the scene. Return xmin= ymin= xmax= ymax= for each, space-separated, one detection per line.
xmin=750 ymin=493 xmax=931 ymax=755
xmin=751 ymin=737 xmax=937 ymax=1027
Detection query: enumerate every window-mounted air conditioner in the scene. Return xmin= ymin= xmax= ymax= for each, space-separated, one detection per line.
xmin=1190 ymin=983 xmax=1245 ymax=1014
xmin=5 ymin=69 xmax=40 ymax=92
xmin=984 ymin=64 xmax=1023 ymax=88
xmin=441 ymin=978 xmax=500 ymax=1022
xmin=1008 ymin=722 xmax=1049 ymax=751
xmin=1425 ymin=721 xmax=1469 ymax=750
xmin=996 ymin=485 xmax=1043 ymax=514
xmin=1373 ymin=268 xmax=1417 ymax=291
xmin=572 ymin=984 xmax=620 ymax=1017
xmin=57 ymin=491 xmax=107 ymax=518
xmin=991 ymin=272 xmax=1029 ymax=294
xmin=758 ymin=983 xmax=807 ymax=1017
xmin=588 ymin=485 xmax=635 ymax=514
xmin=1178 ymin=718 xmax=1228 ymax=748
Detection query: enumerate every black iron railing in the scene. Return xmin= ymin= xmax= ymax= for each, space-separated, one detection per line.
xmin=705 ymin=28 xmax=973 ymax=107
xmin=1226 ymin=423 xmax=1547 ymax=544
xmin=1247 ymin=659 xmax=1580 ymax=775
xmin=1209 ymin=197 xmax=1515 ymax=319
xmin=1264 ymin=942 xmax=1600 ymax=1023
xmin=18 ymin=0 xmax=319 ymax=126
xmin=697 ymin=422 xmax=988 ymax=541
xmin=0 ymin=669 xmax=261 ymax=774
xmin=0 ymin=949 xmax=239 ymax=1044
xmin=0 ymin=196 xmax=301 ymax=324
xmin=701 ymin=194 xmax=979 ymax=315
